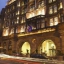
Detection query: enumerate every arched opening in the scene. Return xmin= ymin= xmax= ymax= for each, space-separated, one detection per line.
xmin=40 ymin=40 xmax=56 ymax=57
xmin=21 ymin=42 xmax=30 ymax=55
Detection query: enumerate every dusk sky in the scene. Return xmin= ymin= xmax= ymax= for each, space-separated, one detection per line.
xmin=0 ymin=0 xmax=8 ymax=11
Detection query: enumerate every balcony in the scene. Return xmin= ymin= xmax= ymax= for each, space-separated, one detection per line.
xmin=26 ymin=15 xmax=45 ymax=22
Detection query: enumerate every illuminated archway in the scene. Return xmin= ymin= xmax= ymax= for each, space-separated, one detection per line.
xmin=40 ymin=40 xmax=56 ymax=56
xmin=21 ymin=42 xmax=30 ymax=55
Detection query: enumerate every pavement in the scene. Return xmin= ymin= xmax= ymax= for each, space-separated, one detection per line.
xmin=0 ymin=54 xmax=64 ymax=64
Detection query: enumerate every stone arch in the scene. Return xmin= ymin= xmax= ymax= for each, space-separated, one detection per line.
xmin=21 ymin=42 xmax=30 ymax=55
xmin=37 ymin=36 xmax=61 ymax=50
xmin=16 ymin=39 xmax=31 ymax=54
xmin=36 ymin=36 xmax=61 ymax=56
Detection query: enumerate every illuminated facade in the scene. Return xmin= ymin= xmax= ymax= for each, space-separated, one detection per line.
xmin=0 ymin=0 xmax=64 ymax=57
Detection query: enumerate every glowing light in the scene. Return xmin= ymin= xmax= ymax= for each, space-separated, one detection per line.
xmin=3 ymin=28 xmax=9 ymax=36
xmin=21 ymin=42 xmax=30 ymax=55
xmin=59 ymin=2 xmax=63 ymax=9
xmin=26 ymin=7 xmax=46 ymax=19
xmin=42 ymin=40 xmax=56 ymax=56
xmin=20 ymin=26 xmax=25 ymax=32
xmin=18 ymin=28 xmax=55 ymax=37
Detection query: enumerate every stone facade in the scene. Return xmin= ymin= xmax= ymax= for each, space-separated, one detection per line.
xmin=0 ymin=0 xmax=64 ymax=57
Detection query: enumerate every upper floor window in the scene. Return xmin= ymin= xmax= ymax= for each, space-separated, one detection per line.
xmin=10 ymin=28 xmax=14 ymax=35
xmin=49 ymin=0 xmax=52 ymax=3
xmin=21 ymin=1 xmax=24 ymax=6
xmin=3 ymin=28 xmax=9 ymax=36
xmin=54 ymin=17 xmax=58 ymax=25
xmin=49 ymin=6 xmax=53 ymax=14
xmin=50 ymin=18 xmax=54 ymax=26
xmin=50 ymin=17 xmax=58 ymax=26
xmin=41 ymin=20 xmax=45 ymax=28
xmin=21 ymin=17 xmax=25 ymax=23
xmin=59 ymin=2 xmax=63 ymax=9
xmin=38 ymin=0 xmax=45 ymax=8
xmin=20 ymin=25 xmax=25 ymax=33
xmin=17 ymin=1 xmax=20 ymax=7
xmin=29 ymin=4 xmax=35 ymax=11
xmin=54 ymin=5 xmax=57 ymax=13
xmin=49 ymin=5 xmax=57 ymax=14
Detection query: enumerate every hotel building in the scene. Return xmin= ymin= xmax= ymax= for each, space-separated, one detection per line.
xmin=0 ymin=0 xmax=64 ymax=57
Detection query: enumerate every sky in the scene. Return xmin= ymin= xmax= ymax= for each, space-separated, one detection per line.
xmin=0 ymin=0 xmax=8 ymax=11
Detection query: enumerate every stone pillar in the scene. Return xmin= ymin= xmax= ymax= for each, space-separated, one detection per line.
xmin=31 ymin=39 xmax=37 ymax=54
xmin=60 ymin=35 xmax=64 ymax=53
xmin=12 ymin=40 xmax=17 ymax=54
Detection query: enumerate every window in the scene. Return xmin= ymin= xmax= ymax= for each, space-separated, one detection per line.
xmin=54 ymin=5 xmax=57 ymax=13
xmin=50 ymin=17 xmax=58 ymax=26
xmin=10 ymin=28 xmax=14 ymax=35
xmin=21 ymin=10 xmax=24 ymax=14
xmin=17 ymin=10 xmax=20 ymax=15
xmin=50 ymin=18 xmax=54 ymax=26
xmin=38 ymin=1 xmax=45 ymax=8
xmin=21 ymin=17 xmax=25 ymax=23
xmin=49 ymin=0 xmax=52 ymax=3
xmin=29 ymin=0 xmax=32 ymax=2
xmin=54 ymin=17 xmax=58 ymax=25
xmin=49 ymin=6 xmax=53 ymax=14
xmin=21 ymin=1 xmax=24 ymax=6
xmin=37 ymin=21 xmax=40 ymax=29
xmin=41 ymin=20 xmax=45 ymax=28
xmin=29 ymin=4 xmax=35 ymax=11
xmin=59 ymin=2 xmax=63 ymax=9
xmin=20 ymin=25 xmax=25 ymax=33
xmin=16 ymin=17 xmax=19 ymax=24
xmin=17 ymin=1 xmax=20 ymax=7
xmin=3 ymin=28 xmax=9 ymax=36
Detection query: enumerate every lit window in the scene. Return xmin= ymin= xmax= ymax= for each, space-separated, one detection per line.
xmin=17 ymin=17 xmax=19 ymax=20
xmin=21 ymin=17 xmax=25 ymax=23
xmin=17 ymin=2 xmax=20 ymax=7
xmin=54 ymin=5 xmax=57 ymax=13
xmin=49 ymin=6 xmax=53 ymax=14
xmin=16 ymin=27 xmax=18 ymax=33
xmin=21 ymin=1 xmax=24 ymax=6
xmin=21 ymin=10 xmax=24 ymax=14
xmin=41 ymin=7 xmax=46 ymax=15
xmin=54 ymin=17 xmax=58 ymax=25
xmin=20 ymin=26 xmax=25 ymax=32
xmin=49 ymin=0 xmax=52 ymax=3
xmin=59 ymin=2 xmax=63 ymax=9
xmin=41 ymin=20 xmax=45 ymax=28
xmin=17 ymin=17 xmax=19 ymax=23
xmin=10 ymin=28 xmax=14 ymax=35
xmin=17 ymin=10 xmax=20 ymax=15
xmin=38 ymin=1 xmax=45 ymax=8
xmin=29 ymin=5 xmax=35 ymax=11
xmin=50 ymin=18 xmax=54 ymax=26
xmin=3 ymin=28 xmax=9 ymax=36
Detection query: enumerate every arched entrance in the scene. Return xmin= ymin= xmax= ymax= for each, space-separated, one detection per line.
xmin=40 ymin=40 xmax=56 ymax=56
xmin=21 ymin=42 xmax=30 ymax=55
